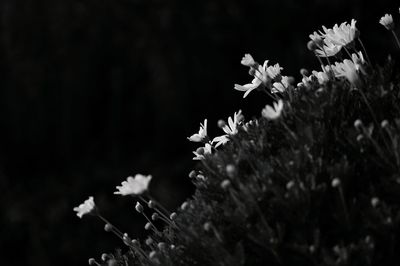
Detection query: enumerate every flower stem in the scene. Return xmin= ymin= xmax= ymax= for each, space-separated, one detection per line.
xmin=391 ymin=30 xmax=400 ymax=50
xmin=358 ymin=38 xmax=372 ymax=65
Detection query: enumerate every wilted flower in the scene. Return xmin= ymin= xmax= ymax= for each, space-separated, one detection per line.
xmin=241 ymin=53 xmax=256 ymax=67
xmin=73 ymin=196 xmax=96 ymax=218
xmin=114 ymin=174 xmax=152 ymax=196
xmin=192 ymin=143 xmax=212 ymax=160
xmin=379 ymin=14 xmax=394 ymax=30
xmin=188 ymin=119 xmax=208 ymax=142
xmin=262 ymin=100 xmax=284 ymax=120
xmin=212 ymin=110 xmax=243 ymax=147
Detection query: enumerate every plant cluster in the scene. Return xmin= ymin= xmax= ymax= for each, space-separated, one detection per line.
xmin=74 ymin=8 xmax=400 ymax=266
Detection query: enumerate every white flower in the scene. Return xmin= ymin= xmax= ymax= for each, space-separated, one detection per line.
xmin=261 ymin=100 xmax=284 ymax=120
xmin=73 ymin=196 xmax=96 ymax=218
xmin=315 ymin=39 xmax=342 ymax=57
xmin=241 ymin=53 xmax=256 ymax=67
xmin=212 ymin=110 xmax=243 ymax=147
xmin=192 ymin=143 xmax=212 ymax=160
xmin=188 ymin=119 xmax=208 ymax=142
xmin=266 ymin=63 xmax=283 ymax=80
xmin=311 ymin=19 xmax=358 ymax=57
xmin=272 ymin=76 xmax=290 ymax=93
xmin=311 ymin=70 xmax=330 ymax=84
xmin=323 ymin=19 xmax=358 ymax=47
xmin=234 ymin=77 xmax=262 ymax=98
xmin=331 ymin=53 xmax=365 ymax=86
xmin=379 ymin=14 xmax=394 ymax=30
xmin=114 ymin=174 xmax=152 ymax=196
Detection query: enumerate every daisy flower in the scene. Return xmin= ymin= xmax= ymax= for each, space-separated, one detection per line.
xmin=272 ymin=75 xmax=290 ymax=93
xmin=323 ymin=19 xmax=358 ymax=47
xmin=332 ymin=53 xmax=365 ymax=86
xmin=73 ymin=196 xmax=96 ymax=218
xmin=188 ymin=119 xmax=208 ymax=142
xmin=234 ymin=77 xmax=263 ymax=98
xmin=114 ymin=174 xmax=152 ymax=196
xmin=212 ymin=110 xmax=243 ymax=147
xmin=234 ymin=60 xmax=271 ymax=98
xmin=266 ymin=63 xmax=283 ymax=80
xmin=262 ymin=100 xmax=284 ymax=120
xmin=379 ymin=14 xmax=394 ymax=30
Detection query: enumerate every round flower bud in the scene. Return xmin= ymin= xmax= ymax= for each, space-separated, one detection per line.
xmin=226 ymin=164 xmax=236 ymax=178
xmin=180 ymin=202 xmax=189 ymax=210
xmin=170 ymin=212 xmax=177 ymax=220
xmin=381 ymin=120 xmax=389 ymax=128
xmin=158 ymin=242 xmax=166 ymax=250
xmin=331 ymin=178 xmax=341 ymax=188
xmin=286 ymin=181 xmax=295 ymax=190
xmin=300 ymin=68 xmax=309 ymax=77
xmin=104 ymin=223 xmax=113 ymax=232
xmin=170 ymin=244 xmax=176 ymax=250
xmin=218 ymin=119 xmax=226 ymax=128
xmin=203 ymin=222 xmax=212 ymax=231
xmin=354 ymin=119 xmax=363 ymax=130
xmin=307 ymin=40 xmax=318 ymax=52
xmin=151 ymin=213 xmax=159 ymax=221
xmin=135 ymin=202 xmax=144 ymax=213
xmin=131 ymin=239 xmax=139 ymax=246
xmin=149 ymin=251 xmax=157 ymax=260
xmin=145 ymin=222 xmax=152 ymax=230
xmin=148 ymin=200 xmax=156 ymax=209
xmin=220 ymin=179 xmax=231 ymax=190
xmin=356 ymin=134 xmax=364 ymax=142
xmin=371 ymin=197 xmax=379 ymax=207
xmin=145 ymin=237 xmax=154 ymax=246
xmin=88 ymin=258 xmax=96 ymax=265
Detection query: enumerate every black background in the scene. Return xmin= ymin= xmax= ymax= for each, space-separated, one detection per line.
xmin=1 ymin=0 xmax=399 ymax=265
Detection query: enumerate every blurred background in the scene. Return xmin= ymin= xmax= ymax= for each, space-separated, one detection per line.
xmin=0 ymin=0 xmax=399 ymax=265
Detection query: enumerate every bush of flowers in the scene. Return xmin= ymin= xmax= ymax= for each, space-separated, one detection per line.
xmin=74 ymin=8 xmax=400 ymax=266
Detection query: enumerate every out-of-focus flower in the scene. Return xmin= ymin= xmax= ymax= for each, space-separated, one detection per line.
xmin=188 ymin=119 xmax=208 ymax=142
xmin=379 ymin=14 xmax=394 ymax=30
xmin=332 ymin=52 xmax=365 ymax=86
xmin=262 ymin=100 xmax=284 ymax=120
xmin=212 ymin=110 xmax=243 ymax=147
xmin=73 ymin=196 xmax=96 ymax=218
xmin=311 ymin=70 xmax=330 ymax=84
xmin=272 ymin=76 xmax=290 ymax=93
xmin=193 ymin=143 xmax=212 ymax=160
xmin=241 ymin=53 xmax=256 ymax=67
xmin=114 ymin=174 xmax=152 ymax=196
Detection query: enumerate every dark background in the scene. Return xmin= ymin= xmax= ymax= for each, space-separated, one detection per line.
xmin=0 ymin=0 xmax=399 ymax=265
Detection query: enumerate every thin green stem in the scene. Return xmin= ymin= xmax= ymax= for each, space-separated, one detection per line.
xmin=391 ymin=30 xmax=400 ymax=49
xmin=358 ymin=38 xmax=372 ymax=65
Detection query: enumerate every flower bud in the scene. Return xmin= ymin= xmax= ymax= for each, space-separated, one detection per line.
xmin=307 ymin=40 xmax=318 ymax=52
xmin=371 ymin=197 xmax=379 ymax=207
xmin=88 ymin=258 xmax=97 ymax=265
xmin=145 ymin=222 xmax=152 ymax=230
xmin=226 ymin=164 xmax=236 ymax=178
xmin=218 ymin=119 xmax=227 ymax=128
xmin=286 ymin=181 xmax=295 ymax=190
xmin=381 ymin=120 xmax=389 ymax=128
xmin=148 ymin=200 xmax=156 ymax=209
xmin=135 ymin=202 xmax=144 ymax=213
xmin=131 ymin=239 xmax=139 ymax=246
xmin=220 ymin=179 xmax=231 ymax=190
xmin=170 ymin=244 xmax=176 ymax=249
xmin=158 ymin=242 xmax=166 ymax=250
xmin=354 ymin=119 xmax=363 ymax=130
xmin=170 ymin=212 xmax=177 ymax=220
xmin=151 ymin=213 xmax=159 ymax=221
xmin=356 ymin=134 xmax=364 ymax=142
xmin=331 ymin=178 xmax=341 ymax=188
xmin=145 ymin=237 xmax=154 ymax=246
xmin=101 ymin=253 xmax=110 ymax=261
xmin=149 ymin=251 xmax=157 ymax=260
xmin=104 ymin=223 xmax=113 ymax=232
xmin=203 ymin=222 xmax=212 ymax=231
xmin=180 ymin=202 xmax=189 ymax=210
xmin=300 ymin=68 xmax=309 ymax=77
